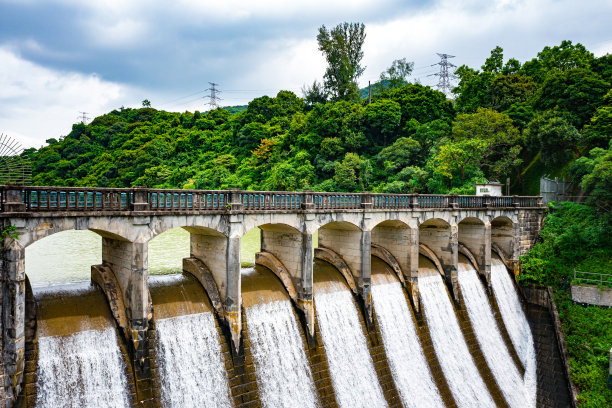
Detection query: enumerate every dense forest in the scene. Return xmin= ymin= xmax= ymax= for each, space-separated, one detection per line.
xmin=26 ymin=39 xmax=610 ymax=206
xmin=20 ymin=27 xmax=612 ymax=406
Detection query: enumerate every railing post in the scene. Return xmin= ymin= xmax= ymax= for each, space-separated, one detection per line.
xmin=537 ymin=196 xmax=543 ymax=207
xmin=229 ymin=189 xmax=243 ymax=211
xmin=482 ymin=195 xmax=491 ymax=208
xmin=410 ymin=194 xmax=420 ymax=209
xmin=512 ymin=195 xmax=519 ymax=208
xmin=3 ymin=184 xmax=26 ymax=212
xmin=360 ymin=192 xmax=373 ymax=210
xmin=131 ymin=186 xmax=150 ymax=211
xmin=301 ymin=190 xmax=315 ymax=210
xmin=449 ymin=194 xmax=458 ymax=209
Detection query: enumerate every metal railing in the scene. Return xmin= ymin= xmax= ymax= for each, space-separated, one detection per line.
xmin=574 ymin=270 xmax=612 ymax=288
xmin=0 ymin=185 xmax=544 ymax=214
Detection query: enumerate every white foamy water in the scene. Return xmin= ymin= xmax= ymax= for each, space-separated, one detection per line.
xmin=419 ymin=274 xmax=495 ymax=408
xmin=371 ymin=280 xmax=444 ymax=408
xmin=490 ymin=259 xmax=537 ymax=407
xmin=458 ymin=263 xmax=533 ymax=407
xmin=35 ymin=327 xmax=129 ymax=408
xmin=156 ymin=312 xmax=232 ymax=408
xmin=315 ymin=283 xmax=387 ymax=408
xmin=246 ymin=300 xmax=318 ymax=408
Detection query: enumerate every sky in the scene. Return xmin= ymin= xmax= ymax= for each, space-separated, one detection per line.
xmin=0 ymin=0 xmax=610 ymax=149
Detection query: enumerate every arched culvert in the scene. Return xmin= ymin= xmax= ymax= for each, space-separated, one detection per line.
xmin=457 ymin=217 xmax=489 ymax=283
xmin=491 ymin=217 xmax=515 ymax=263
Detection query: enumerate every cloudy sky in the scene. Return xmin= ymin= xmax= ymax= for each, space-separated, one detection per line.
xmin=0 ymin=0 xmax=610 ymax=149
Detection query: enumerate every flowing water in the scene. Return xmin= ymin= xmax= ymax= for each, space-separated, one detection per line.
xmin=457 ymin=258 xmax=533 ymax=408
xmin=150 ymin=274 xmax=232 ymax=408
xmin=156 ymin=313 xmax=232 ymax=408
xmin=314 ymin=262 xmax=387 ymax=408
xmin=34 ymin=283 xmax=130 ymax=408
xmin=242 ymin=266 xmax=318 ymax=408
xmin=370 ymin=259 xmax=444 ymax=408
xmin=418 ymin=263 xmax=495 ymax=408
xmin=490 ymin=257 xmax=537 ymax=407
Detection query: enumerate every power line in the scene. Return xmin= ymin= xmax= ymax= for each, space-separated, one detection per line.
xmin=204 ymin=82 xmax=222 ymax=110
xmin=428 ymin=53 xmax=458 ymax=96
xmin=77 ymin=111 xmax=90 ymax=124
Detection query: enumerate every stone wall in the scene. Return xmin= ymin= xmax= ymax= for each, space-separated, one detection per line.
xmin=520 ymin=286 xmax=577 ymax=407
xmin=371 ymin=224 xmax=412 ymax=276
xmin=517 ymin=212 xmax=544 ymax=257
xmin=570 ymin=284 xmax=612 ymax=307
xmin=190 ymin=232 xmax=228 ymax=293
xmin=319 ymin=227 xmax=363 ymax=280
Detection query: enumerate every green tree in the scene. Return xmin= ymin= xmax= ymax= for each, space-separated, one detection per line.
xmin=317 ymin=22 xmax=366 ymax=101
xmin=452 ymin=108 xmax=523 ymax=181
xmin=379 ymin=58 xmax=414 ymax=89
xmin=363 ymin=100 xmax=401 ymax=146
xmin=525 ymin=110 xmax=581 ymax=168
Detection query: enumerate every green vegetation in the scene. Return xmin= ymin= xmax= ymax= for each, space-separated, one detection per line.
xmin=520 ymin=202 xmax=612 ymax=407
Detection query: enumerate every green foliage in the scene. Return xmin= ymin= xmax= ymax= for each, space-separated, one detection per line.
xmin=317 ymin=22 xmax=366 ymax=101
xmin=519 ymin=202 xmax=612 ymax=406
xmin=379 ymin=58 xmax=414 ymax=89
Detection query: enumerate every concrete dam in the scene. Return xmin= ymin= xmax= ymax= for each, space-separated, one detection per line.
xmin=0 ymin=186 xmax=572 ymax=407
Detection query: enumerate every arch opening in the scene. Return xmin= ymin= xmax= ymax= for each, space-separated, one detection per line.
xmin=491 ymin=216 xmax=514 ymax=261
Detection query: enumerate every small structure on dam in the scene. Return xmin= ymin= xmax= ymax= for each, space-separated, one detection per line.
xmin=0 ymin=185 xmax=548 ymax=407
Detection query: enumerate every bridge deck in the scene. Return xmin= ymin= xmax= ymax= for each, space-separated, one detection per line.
xmin=0 ymin=186 xmax=543 ymax=215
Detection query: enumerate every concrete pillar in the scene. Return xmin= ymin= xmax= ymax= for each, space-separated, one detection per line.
xmin=226 ymin=220 xmax=242 ymax=354
xmin=449 ymin=221 xmax=459 ymax=303
xmin=484 ymin=220 xmax=492 ymax=286
xmin=1 ymin=238 xmax=25 ymax=404
xmin=299 ymin=230 xmax=315 ymax=340
xmin=360 ymin=229 xmax=372 ymax=324
xmin=101 ymin=238 xmax=150 ymax=366
xmin=409 ymin=226 xmax=420 ymax=311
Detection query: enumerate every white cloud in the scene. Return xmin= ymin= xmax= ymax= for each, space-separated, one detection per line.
xmin=0 ymin=47 xmax=130 ymax=148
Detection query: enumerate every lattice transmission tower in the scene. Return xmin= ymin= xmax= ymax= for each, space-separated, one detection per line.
xmin=205 ymin=82 xmax=222 ymax=109
xmin=429 ymin=53 xmax=458 ymax=96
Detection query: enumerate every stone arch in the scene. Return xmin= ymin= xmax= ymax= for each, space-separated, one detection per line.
xmin=418 ymin=244 xmax=445 ymax=277
xmin=491 ymin=243 xmax=513 ymax=271
xmin=458 ymin=242 xmax=481 ymax=274
xmin=371 ymin=220 xmax=413 ymax=281
xmin=145 ymin=214 xmax=229 ymax=242
xmin=457 ymin=217 xmax=488 ymax=278
xmin=371 ymin=243 xmax=405 ymax=285
xmin=491 ymin=216 xmax=514 ymax=261
xmin=418 ymin=217 xmax=452 ymax=274
xmin=15 ymin=217 xmax=131 ymax=249
xmin=314 ymin=247 xmax=358 ymax=294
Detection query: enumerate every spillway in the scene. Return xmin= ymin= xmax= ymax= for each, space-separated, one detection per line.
xmin=242 ymin=266 xmax=318 ymax=408
xmin=34 ymin=283 xmax=130 ymax=408
xmin=370 ymin=257 xmax=443 ymax=408
xmin=457 ymin=257 xmax=533 ymax=408
xmin=314 ymin=261 xmax=387 ymax=408
xmin=151 ymin=274 xmax=232 ymax=408
xmin=490 ymin=257 xmax=537 ymax=407
xmin=418 ymin=258 xmax=495 ymax=408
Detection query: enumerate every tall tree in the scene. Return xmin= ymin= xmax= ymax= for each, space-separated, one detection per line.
xmin=379 ymin=58 xmax=414 ymax=89
xmin=317 ymin=22 xmax=366 ymax=101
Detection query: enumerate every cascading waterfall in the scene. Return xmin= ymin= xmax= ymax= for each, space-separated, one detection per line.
xmin=371 ymin=274 xmax=444 ymax=408
xmin=490 ymin=257 xmax=537 ymax=407
xmin=419 ymin=273 xmax=495 ymax=408
xmin=36 ymin=327 xmax=130 ymax=408
xmin=245 ymin=300 xmax=318 ymax=408
xmin=156 ymin=312 xmax=232 ymax=408
xmin=315 ymin=280 xmax=387 ymax=408
xmin=458 ymin=261 xmax=533 ymax=408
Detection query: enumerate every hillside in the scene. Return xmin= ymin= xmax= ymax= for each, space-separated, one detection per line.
xmin=26 ymin=41 xmax=610 ymax=198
